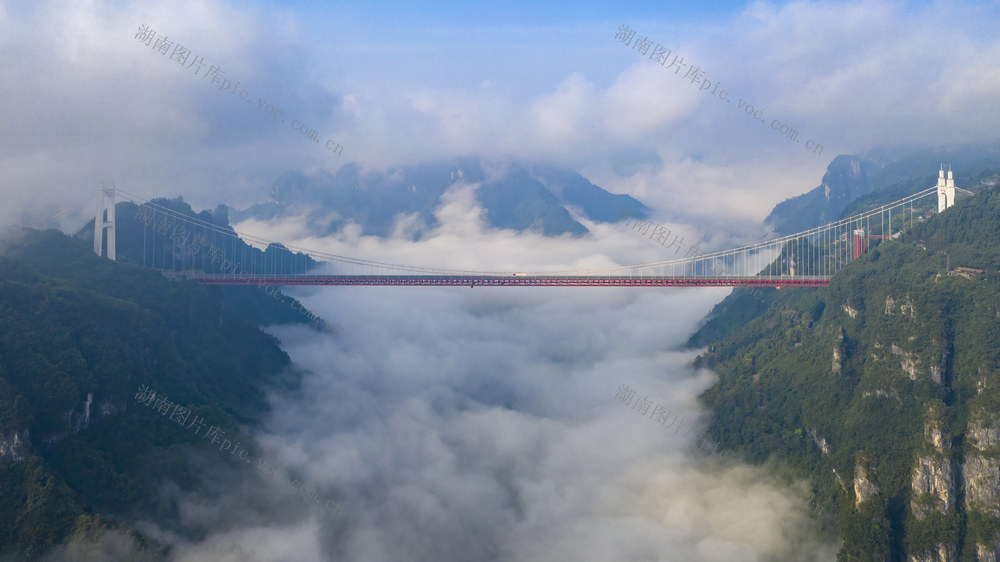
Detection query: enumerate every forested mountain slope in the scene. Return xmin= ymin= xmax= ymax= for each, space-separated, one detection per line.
xmin=0 ymin=229 xmax=321 ymax=559
xmin=695 ymin=183 xmax=1000 ymax=561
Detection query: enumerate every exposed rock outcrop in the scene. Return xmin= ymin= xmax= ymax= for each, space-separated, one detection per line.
xmin=853 ymin=463 xmax=879 ymax=506
xmin=889 ymin=343 xmax=924 ymax=381
xmin=910 ymin=545 xmax=958 ymax=562
xmin=808 ymin=427 xmax=831 ymax=455
xmin=861 ymin=387 xmax=900 ymax=401
xmin=885 ymin=295 xmax=916 ymax=317
xmin=833 ymin=327 xmax=845 ymax=374
xmin=909 ymin=406 xmax=957 ymax=561
xmin=965 ymin=412 xmax=1000 ymax=560
xmin=911 ymin=420 xmax=955 ymax=517
xmin=900 ymin=297 xmax=915 ymax=316
xmin=0 ymin=429 xmax=30 ymax=463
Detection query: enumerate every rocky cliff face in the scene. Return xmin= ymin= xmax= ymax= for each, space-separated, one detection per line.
xmin=909 ymin=406 xmax=958 ymax=562
xmin=0 ymin=429 xmax=29 ymax=463
xmin=764 ymin=154 xmax=881 ymax=234
xmin=7 ymin=392 xmax=127 ymax=454
xmin=809 ymin=427 xmax=831 ymax=456
xmin=832 ymin=327 xmax=845 ymax=374
xmin=906 ymin=403 xmax=1000 ymax=561
xmin=965 ymin=411 xmax=1000 ymax=560
xmin=853 ymin=463 xmax=879 ymax=506
xmin=909 ymin=544 xmax=959 ymax=562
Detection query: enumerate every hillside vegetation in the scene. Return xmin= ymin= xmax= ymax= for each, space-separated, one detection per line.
xmin=695 ymin=179 xmax=1000 ymax=560
xmin=0 ymin=228 xmax=321 ymax=559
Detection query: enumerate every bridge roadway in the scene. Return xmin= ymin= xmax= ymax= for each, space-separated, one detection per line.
xmin=186 ymin=274 xmax=831 ymax=288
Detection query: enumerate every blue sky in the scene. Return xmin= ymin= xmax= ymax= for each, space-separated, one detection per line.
xmin=289 ymin=0 xmax=758 ymax=25
xmin=2 ymin=0 xmax=999 ymax=223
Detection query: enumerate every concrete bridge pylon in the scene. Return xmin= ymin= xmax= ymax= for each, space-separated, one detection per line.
xmin=93 ymin=183 xmax=116 ymax=260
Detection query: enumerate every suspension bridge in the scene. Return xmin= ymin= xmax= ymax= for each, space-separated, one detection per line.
xmin=90 ymin=167 xmax=971 ymax=288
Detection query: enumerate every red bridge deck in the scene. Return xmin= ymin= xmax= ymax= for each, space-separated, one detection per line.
xmin=186 ymin=275 xmax=831 ymax=288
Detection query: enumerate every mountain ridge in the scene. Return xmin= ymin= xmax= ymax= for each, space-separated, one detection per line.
xmin=230 ymin=157 xmax=651 ymax=239
xmin=694 ymin=172 xmax=1000 ymax=560
xmin=765 ymin=142 xmax=1000 ymax=235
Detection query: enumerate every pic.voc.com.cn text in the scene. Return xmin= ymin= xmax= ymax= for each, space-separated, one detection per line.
xmin=614 ymin=25 xmax=824 ymax=157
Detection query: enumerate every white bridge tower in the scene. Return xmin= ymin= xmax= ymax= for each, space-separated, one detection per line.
xmin=93 ymin=183 xmax=116 ymax=260
xmin=937 ymin=165 xmax=956 ymax=213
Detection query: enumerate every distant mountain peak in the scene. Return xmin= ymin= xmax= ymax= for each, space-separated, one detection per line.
xmin=765 ymin=141 xmax=1000 ymax=235
xmin=231 ymin=157 xmax=650 ymax=239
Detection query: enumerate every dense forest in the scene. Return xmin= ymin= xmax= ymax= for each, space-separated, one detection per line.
xmin=0 ymin=226 xmax=327 ymax=559
xmin=691 ymin=173 xmax=1000 ymax=560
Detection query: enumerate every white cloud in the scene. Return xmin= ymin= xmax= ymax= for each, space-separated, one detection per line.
xmin=603 ymin=64 xmax=701 ymax=138
xmin=233 ymin=280 xmax=838 ymax=561
xmin=529 ymin=72 xmax=600 ymax=143
xmin=122 ymin=192 xmax=840 ymax=561
xmin=5 ymin=0 xmax=1000 ymax=230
